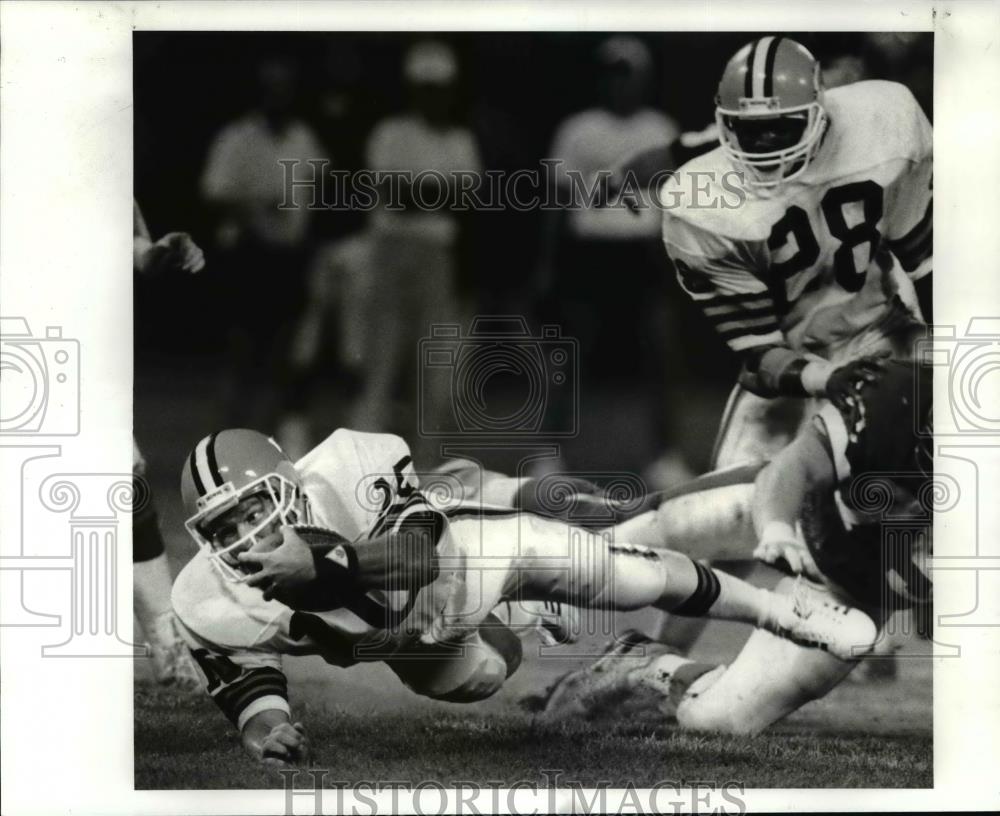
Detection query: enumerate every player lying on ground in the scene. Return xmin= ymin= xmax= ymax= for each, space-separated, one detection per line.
xmin=172 ymin=428 xmax=876 ymax=768
xmin=538 ymin=359 xmax=932 ymax=734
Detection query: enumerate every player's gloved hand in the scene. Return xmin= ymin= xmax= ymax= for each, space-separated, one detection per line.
xmin=824 ymin=352 xmax=890 ymax=413
xmin=259 ymin=721 xmax=310 ymax=771
xmin=142 ymin=232 xmax=206 ymax=276
xmin=753 ymin=522 xmax=822 ymax=581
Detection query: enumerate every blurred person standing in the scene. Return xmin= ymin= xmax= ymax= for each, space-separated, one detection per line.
xmin=357 ymin=41 xmax=481 ymax=464
xmin=538 ymin=36 xmax=690 ymax=482
xmin=201 ymin=55 xmax=326 ymax=439
xmin=133 ymin=200 xmax=203 ymax=691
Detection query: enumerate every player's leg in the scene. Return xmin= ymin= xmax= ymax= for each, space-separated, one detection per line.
xmin=658 ymin=388 xmax=804 ymax=654
xmin=496 ymin=514 xmax=875 ymax=660
xmin=711 ymin=385 xmax=804 ymax=470
xmin=541 ymin=578 xmax=863 ymax=734
xmin=494 ymin=598 xmax=581 ymax=646
xmin=388 ymin=613 xmax=522 ymax=703
xmin=132 ymin=438 xmax=200 ymax=690
xmin=671 ymin=627 xmax=857 ymax=734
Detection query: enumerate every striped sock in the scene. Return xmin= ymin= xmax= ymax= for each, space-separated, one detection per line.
xmin=671 ymin=561 xmax=721 ymax=617
xmin=669 ymin=560 xmax=773 ymax=627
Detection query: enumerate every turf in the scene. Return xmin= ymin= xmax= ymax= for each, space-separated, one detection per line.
xmin=135 ymin=685 xmax=931 ymax=790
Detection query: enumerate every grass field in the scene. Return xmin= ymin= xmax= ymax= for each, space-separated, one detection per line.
xmin=135 ymin=682 xmax=931 ymax=789
xmin=134 ymin=364 xmax=933 ymax=791
xmin=135 ymin=612 xmax=932 ymax=789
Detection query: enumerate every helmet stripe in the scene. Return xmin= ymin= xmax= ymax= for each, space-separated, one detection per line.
xmin=206 ymin=431 xmax=223 ymax=487
xmin=762 ymin=35 xmax=783 ymax=97
xmin=193 ymin=435 xmax=218 ymax=492
xmin=188 ymin=445 xmax=205 ymax=496
xmin=743 ymin=39 xmax=759 ymax=97
xmin=751 ymin=36 xmax=774 ymax=98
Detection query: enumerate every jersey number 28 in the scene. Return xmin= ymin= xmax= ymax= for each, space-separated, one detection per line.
xmin=767 ymin=180 xmax=884 ymax=313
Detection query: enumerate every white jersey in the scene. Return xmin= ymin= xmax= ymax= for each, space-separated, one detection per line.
xmin=661 ymin=80 xmax=932 ymax=357
xmin=171 ymin=429 xmax=453 ymax=728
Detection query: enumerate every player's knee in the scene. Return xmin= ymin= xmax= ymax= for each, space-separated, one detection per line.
xmin=478 ymin=615 xmax=523 ymax=678
xmin=427 ymin=647 xmax=509 ymax=704
xmin=402 ymin=635 xmax=512 ymax=704
xmin=673 ymin=666 xmax=761 ymax=735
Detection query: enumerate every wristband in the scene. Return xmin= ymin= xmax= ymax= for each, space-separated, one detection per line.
xmin=312 ymin=544 xmax=357 ymax=585
xmin=776 ymin=358 xmax=810 ymax=396
xmin=800 ymin=360 xmax=835 ymax=396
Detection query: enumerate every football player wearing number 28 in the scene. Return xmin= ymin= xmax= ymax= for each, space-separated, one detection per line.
xmin=661 ymin=36 xmax=931 ymax=469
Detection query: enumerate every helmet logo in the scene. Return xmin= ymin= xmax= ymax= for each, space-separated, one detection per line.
xmin=737 ymin=97 xmax=782 ymax=113
xmin=196 ymin=481 xmax=236 ymax=512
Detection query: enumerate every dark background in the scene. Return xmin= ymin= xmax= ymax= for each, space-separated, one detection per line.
xmin=134 ymin=31 xmax=931 ymax=482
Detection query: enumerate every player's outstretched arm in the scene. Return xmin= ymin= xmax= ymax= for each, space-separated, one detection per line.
xmin=738 ymin=344 xmax=889 ymax=406
xmin=133 ymin=200 xmax=206 ymax=276
xmin=240 ymin=512 xmax=445 ymax=609
xmin=752 ymin=423 xmax=832 ymax=578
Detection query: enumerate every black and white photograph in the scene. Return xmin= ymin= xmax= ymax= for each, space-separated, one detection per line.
xmin=2 ymin=2 xmax=999 ymax=814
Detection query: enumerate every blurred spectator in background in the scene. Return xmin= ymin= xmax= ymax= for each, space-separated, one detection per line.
xmin=133 ymin=200 xmax=202 ymax=691
xmin=537 ymin=35 xmax=691 ymax=483
xmin=281 ymin=229 xmax=375 ymax=458
xmin=200 ymin=55 xmax=326 ymax=441
xmin=357 ymin=40 xmax=482 ymax=465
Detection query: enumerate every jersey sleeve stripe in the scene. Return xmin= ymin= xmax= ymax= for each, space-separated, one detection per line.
xmin=701 ymin=289 xmax=772 ymax=306
xmin=888 ymin=200 xmax=932 ymax=271
xmin=889 ymin=228 xmax=932 ymax=271
xmin=702 ymin=298 xmax=775 ymax=317
xmin=213 ymin=667 xmax=289 ymax=726
xmin=715 ymin=315 xmax=782 ymax=336
xmin=704 ymin=304 xmax=777 ymax=326
xmin=727 ymin=329 xmax=785 ymax=352
xmin=236 ymin=695 xmax=290 ymax=732
xmin=889 ymin=198 xmax=932 ymax=251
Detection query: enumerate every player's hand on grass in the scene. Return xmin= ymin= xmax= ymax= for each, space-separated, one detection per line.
xmin=239 ymin=526 xmax=317 ymax=599
xmin=824 ymin=352 xmax=890 ymax=413
xmin=259 ymin=721 xmax=310 ymax=770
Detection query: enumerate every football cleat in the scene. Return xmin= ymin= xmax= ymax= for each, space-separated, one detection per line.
xmin=530 ymin=630 xmax=687 ymax=721
xmin=762 ymin=578 xmax=878 ymax=661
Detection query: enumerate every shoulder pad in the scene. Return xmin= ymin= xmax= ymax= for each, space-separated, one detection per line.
xmin=172 ymin=551 xmax=290 ymax=651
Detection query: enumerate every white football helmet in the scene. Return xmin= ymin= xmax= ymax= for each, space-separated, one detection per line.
xmin=180 ymin=429 xmax=308 ymax=581
xmin=715 ymin=36 xmax=828 ymax=188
